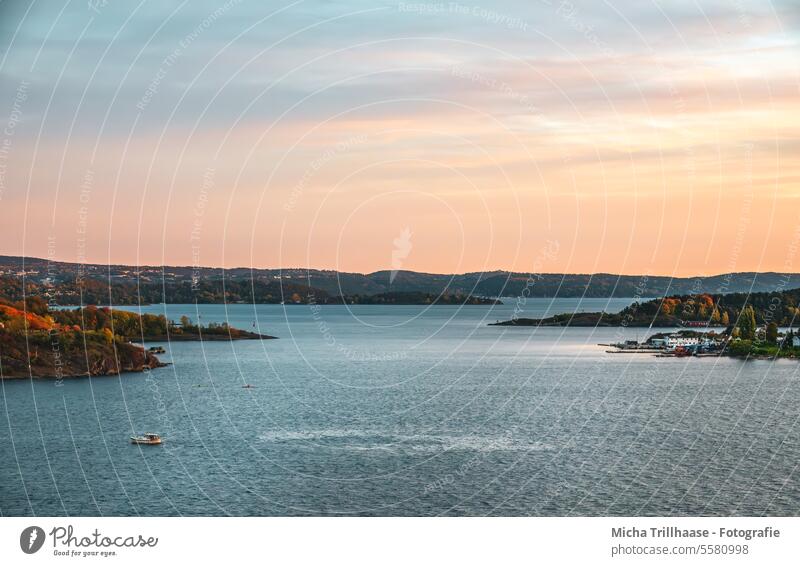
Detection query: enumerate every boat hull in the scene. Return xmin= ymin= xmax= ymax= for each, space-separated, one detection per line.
xmin=130 ymin=436 xmax=162 ymax=445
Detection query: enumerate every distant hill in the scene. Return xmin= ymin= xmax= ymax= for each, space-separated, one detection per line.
xmin=1 ymin=255 xmax=799 ymax=300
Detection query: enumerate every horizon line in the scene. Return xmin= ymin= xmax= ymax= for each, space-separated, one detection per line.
xmin=1 ymin=254 xmax=798 ymax=281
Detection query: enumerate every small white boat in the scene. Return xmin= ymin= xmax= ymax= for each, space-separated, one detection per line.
xmin=130 ymin=433 xmax=163 ymax=445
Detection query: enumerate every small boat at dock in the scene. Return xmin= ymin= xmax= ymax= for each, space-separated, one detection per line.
xmin=130 ymin=433 xmax=163 ymax=445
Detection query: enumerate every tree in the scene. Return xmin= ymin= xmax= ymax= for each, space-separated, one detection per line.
xmin=661 ymin=298 xmax=680 ymax=315
xmin=766 ymin=322 xmax=779 ymax=344
xmin=737 ymin=305 xmax=757 ymax=341
xmin=180 ymin=315 xmax=192 ymax=328
xmin=728 ymin=339 xmax=753 ymax=356
xmin=25 ymin=296 xmax=49 ymax=315
xmin=6 ymin=316 xmax=27 ymax=333
xmin=720 ymin=311 xmax=730 ymax=326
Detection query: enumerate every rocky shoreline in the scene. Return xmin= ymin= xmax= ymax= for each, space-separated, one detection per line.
xmin=0 ymin=338 xmax=167 ymax=379
xmin=0 ymin=302 xmax=278 ymax=379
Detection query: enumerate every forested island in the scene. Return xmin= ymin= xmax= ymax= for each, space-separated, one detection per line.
xmin=491 ymin=290 xmax=800 ymax=328
xmin=0 ymin=295 xmax=274 ymax=379
xmin=492 ymin=290 xmax=800 ymax=360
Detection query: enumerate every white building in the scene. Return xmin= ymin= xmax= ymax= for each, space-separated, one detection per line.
xmin=649 ymin=334 xmax=701 ymax=349
xmin=666 ymin=335 xmax=700 ymax=349
xmin=793 ymin=336 xmax=800 ymax=348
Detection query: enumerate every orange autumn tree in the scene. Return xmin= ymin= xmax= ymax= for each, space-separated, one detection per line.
xmin=661 ymin=298 xmax=681 ymax=315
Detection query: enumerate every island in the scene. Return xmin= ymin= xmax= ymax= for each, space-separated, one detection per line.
xmin=0 ymin=298 xmax=276 ymax=379
xmin=490 ymin=290 xmax=799 ymax=328
xmin=490 ymin=290 xmax=800 ymax=360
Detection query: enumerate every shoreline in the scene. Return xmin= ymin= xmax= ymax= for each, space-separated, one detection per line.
xmin=0 ymin=362 xmax=171 ymax=380
xmin=138 ymin=332 xmax=277 ymax=341
xmin=55 ymin=302 xmax=503 ymax=308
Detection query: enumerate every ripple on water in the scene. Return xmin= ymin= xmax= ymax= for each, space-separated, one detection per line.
xmin=257 ymin=429 xmax=554 ymax=454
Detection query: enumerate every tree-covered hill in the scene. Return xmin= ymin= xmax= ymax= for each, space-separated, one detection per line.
xmin=491 ymin=289 xmax=800 ymax=328
xmin=3 ymin=255 xmax=799 ymax=299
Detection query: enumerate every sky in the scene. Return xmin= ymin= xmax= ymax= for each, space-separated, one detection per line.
xmin=0 ymin=0 xmax=799 ymax=276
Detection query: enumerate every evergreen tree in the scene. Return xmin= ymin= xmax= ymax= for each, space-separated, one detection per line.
xmin=766 ymin=322 xmax=779 ymax=344
xmin=737 ymin=305 xmax=757 ymax=340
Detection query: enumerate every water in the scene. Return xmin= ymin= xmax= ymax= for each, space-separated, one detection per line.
xmin=2 ymin=298 xmax=798 ymax=516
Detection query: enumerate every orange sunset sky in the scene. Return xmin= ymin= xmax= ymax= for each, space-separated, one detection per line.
xmin=1 ymin=1 xmax=799 ymax=276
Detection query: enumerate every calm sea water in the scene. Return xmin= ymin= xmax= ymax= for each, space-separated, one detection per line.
xmin=2 ymin=298 xmax=798 ymax=516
